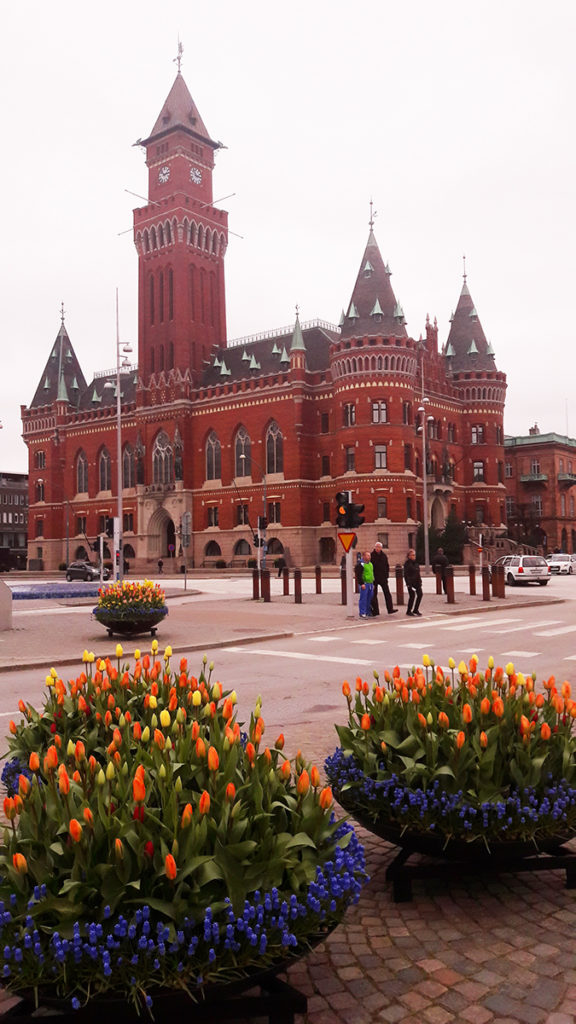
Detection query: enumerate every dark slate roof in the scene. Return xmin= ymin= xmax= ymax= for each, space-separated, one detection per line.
xmin=29 ymin=324 xmax=88 ymax=410
xmin=75 ymin=369 xmax=138 ymax=412
xmin=139 ymin=73 xmax=218 ymax=149
xmin=340 ymin=230 xmax=408 ymax=340
xmin=201 ymin=322 xmax=339 ymax=387
xmin=443 ymin=280 xmax=497 ymax=372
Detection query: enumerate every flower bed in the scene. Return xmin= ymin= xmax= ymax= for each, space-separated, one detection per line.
xmin=92 ymin=580 xmax=168 ymax=636
xmin=0 ymin=645 xmax=367 ymax=1012
xmin=325 ymin=654 xmax=576 ymax=856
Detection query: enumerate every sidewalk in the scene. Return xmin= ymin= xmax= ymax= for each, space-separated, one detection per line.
xmin=1 ymin=584 xmax=575 ymax=1024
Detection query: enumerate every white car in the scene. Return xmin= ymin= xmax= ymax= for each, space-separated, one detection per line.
xmin=491 ymin=554 xmax=550 ymax=586
xmin=546 ymin=553 xmax=575 ymax=575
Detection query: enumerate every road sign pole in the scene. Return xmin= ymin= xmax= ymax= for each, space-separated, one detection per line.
xmin=346 ymin=548 xmax=354 ymax=618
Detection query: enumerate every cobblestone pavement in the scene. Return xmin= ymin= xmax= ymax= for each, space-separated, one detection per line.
xmin=0 ymin=579 xmax=574 ymax=1023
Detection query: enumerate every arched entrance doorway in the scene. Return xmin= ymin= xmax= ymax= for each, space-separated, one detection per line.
xmin=319 ymin=537 xmax=336 ymax=564
xmin=431 ymin=497 xmax=446 ymax=531
xmin=147 ymin=508 xmax=176 ymax=561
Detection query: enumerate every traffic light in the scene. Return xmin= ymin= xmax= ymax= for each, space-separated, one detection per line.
xmin=257 ymin=516 xmax=268 ymax=531
xmin=335 ymin=491 xmax=350 ymax=527
xmin=348 ymin=502 xmax=365 ymax=529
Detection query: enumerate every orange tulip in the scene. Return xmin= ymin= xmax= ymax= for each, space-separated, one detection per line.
xmin=195 ymin=737 xmax=206 ymax=759
xmin=165 ymin=853 xmax=177 ymax=880
xmin=280 ymin=761 xmax=291 ymax=780
xmin=492 ymin=698 xmax=504 ymax=718
xmin=133 ymin=775 xmax=146 ymax=803
xmin=74 ymin=741 xmax=86 ymax=762
xmin=541 ymin=722 xmax=552 ymax=741
xmin=58 ymin=770 xmax=70 ymax=796
xmin=3 ymin=796 xmax=16 ymax=821
xmin=9 ymin=720 xmax=17 ymax=735
xmin=180 ymin=803 xmax=193 ymax=828
xmin=46 ymin=744 xmax=58 ymax=769
xmin=12 ymin=853 xmax=28 ymax=875
xmin=69 ymin=819 xmax=82 ymax=843
xmin=245 ymin=742 xmax=256 ymax=764
xmin=438 ymin=712 xmax=449 ymax=729
xmin=275 ymin=734 xmax=285 ymax=750
xmin=83 ymin=807 xmax=94 ymax=827
xmin=207 ymin=746 xmax=219 ymax=772
xmin=319 ymin=787 xmax=333 ymax=809
xmin=360 ymin=713 xmax=371 ymax=731
xmin=480 ymin=731 xmax=488 ymax=749
xmin=310 ymin=766 xmax=320 ymax=788
xmin=29 ymin=752 xmax=40 ymax=773
xmin=199 ymin=791 xmax=210 ymax=816
xmin=342 ymin=681 xmax=351 ymax=698
xmin=115 ymin=838 xmax=124 ymax=860
xmin=480 ymin=698 xmax=491 ymax=716
xmin=225 ymin=782 xmax=236 ymax=803
xmin=297 ymin=770 xmax=310 ymax=796
xmin=456 ymin=731 xmax=466 ymax=749
xmin=462 ymin=703 xmax=472 ymax=724
xmin=18 ymin=774 xmax=30 ymax=797
xmin=153 ymin=729 xmax=165 ymax=750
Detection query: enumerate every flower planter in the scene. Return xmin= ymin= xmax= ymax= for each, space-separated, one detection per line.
xmin=93 ymin=605 xmax=168 ymax=637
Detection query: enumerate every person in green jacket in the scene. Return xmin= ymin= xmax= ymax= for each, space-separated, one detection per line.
xmin=354 ymin=550 xmax=374 ymax=618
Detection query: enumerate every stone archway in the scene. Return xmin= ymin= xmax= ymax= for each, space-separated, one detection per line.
xmin=431 ymin=497 xmax=446 ymax=531
xmin=147 ymin=507 xmax=175 ymax=560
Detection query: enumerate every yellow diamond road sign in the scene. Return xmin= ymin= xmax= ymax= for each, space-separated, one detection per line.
xmin=338 ymin=532 xmax=357 ymax=553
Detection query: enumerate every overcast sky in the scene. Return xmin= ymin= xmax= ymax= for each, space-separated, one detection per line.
xmin=2 ymin=0 xmax=575 ymax=473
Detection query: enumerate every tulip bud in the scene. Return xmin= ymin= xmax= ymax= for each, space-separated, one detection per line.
xmin=174 ymin=776 xmax=182 ymax=793
xmin=160 ymin=709 xmax=171 ymax=728
xmin=164 ymin=645 xmax=172 ymax=660
xmin=151 ymin=640 xmax=159 ymax=654
xmin=116 ymin=644 xmax=123 ymax=659
xmin=149 ymin=695 xmax=157 ymax=710
xmin=12 ymin=853 xmax=28 ymax=875
xmin=106 ymin=761 xmax=115 ymax=781
xmin=230 ymin=690 xmax=237 ymax=705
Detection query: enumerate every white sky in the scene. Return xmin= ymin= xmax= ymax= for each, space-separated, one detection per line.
xmin=2 ymin=0 xmax=575 ymax=473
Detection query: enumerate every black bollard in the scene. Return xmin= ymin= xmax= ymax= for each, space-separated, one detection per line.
xmin=294 ymin=569 xmax=302 ymax=604
xmin=282 ymin=565 xmax=290 ymax=596
xmin=468 ymin=564 xmax=476 ymax=596
xmin=315 ymin=565 xmax=322 ymax=594
xmin=252 ymin=568 xmax=260 ymax=601
xmin=261 ymin=569 xmax=271 ymax=603
xmin=340 ymin=568 xmax=347 ymax=605
xmin=445 ymin=565 xmax=455 ymax=604
xmin=481 ymin=565 xmax=491 ymax=601
xmin=395 ymin=565 xmax=404 ymax=606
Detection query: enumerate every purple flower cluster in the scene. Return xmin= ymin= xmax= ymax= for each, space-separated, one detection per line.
xmin=325 ymin=748 xmax=576 ymax=842
xmin=1 ymin=759 xmax=32 ymax=798
xmin=0 ymin=824 xmax=366 ymax=1011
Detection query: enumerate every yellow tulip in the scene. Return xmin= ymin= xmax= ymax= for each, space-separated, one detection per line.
xmin=141 ymin=726 xmax=150 ymax=742
xmin=106 ymin=761 xmax=115 ymax=781
xmin=151 ymin=640 xmax=159 ymax=654
xmin=192 ymin=691 xmax=202 ymax=706
xmin=448 ymin=658 xmax=455 ymax=670
xmin=458 ymin=661 xmax=467 ymax=675
xmin=164 ymin=645 xmax=172 ymax=659
xmin=422 ymin=654 xmax=431 ymax=668
xmin=149 ymin=695 xmax=157 ymax=709
xmin=160 ymin=709 xmax=171 ymax=728
xmin=134 ymin=649 xmax=141 ymax=660
xmin=45 ymin=675 xmax=54 ymax=687
xmin=115 ymin=644 xmax=123 ymax=658
xmin=488 ymin=655 xmax=494 ymax=669
xmin=505 ymin=662 xmax=515 ymax=676
xmin=230 ymin=691 xmax=238 ymax=705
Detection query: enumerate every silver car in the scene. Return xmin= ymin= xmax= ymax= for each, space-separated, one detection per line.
xmin=491 ymin=554 xmax=550 ymax=586
xmin=546 ymin=553 xmax=575 ymax=575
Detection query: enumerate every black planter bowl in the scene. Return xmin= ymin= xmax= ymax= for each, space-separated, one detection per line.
xmin=335 ymin=789 xmax=576 ymax=862
xmin=92 ymin=606 xmax=168 ymax=637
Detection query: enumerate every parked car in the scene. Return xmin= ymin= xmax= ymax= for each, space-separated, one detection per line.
xmin=65 ymin=561 xmax=110 ymax=582
xmin=546 ymin=553 xmax=575 ymax=575
xmin=490 ymin=554 xmax=550 ymax=586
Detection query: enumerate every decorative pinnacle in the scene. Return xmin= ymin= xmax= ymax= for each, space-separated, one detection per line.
xmin=60 ymin=301 xmax=65 ymax=325
xmin=369 ymin=199 xmax=377 ymax=230
xmin=463 ymin=253 xmax=467 ymax=282
xmin=174 ymin=39 xmax=183 ymax=74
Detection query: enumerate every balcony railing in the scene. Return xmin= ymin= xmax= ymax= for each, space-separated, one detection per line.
xmin=519 ymin=473 xmax=548 ymax=483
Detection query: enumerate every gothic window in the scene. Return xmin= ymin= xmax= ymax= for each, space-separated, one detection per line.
xmin=234 ymin=428 xmax=252 ymax=477
xmin=532 ymin=495 xmax=543 ymax=517
xmin=266 ymin=422 xmax=284 ymax=474
xmin=149 ymin=275 xmax=155 ymax=325
xmin=152 ymin=432 xmax=174 ymax=485
xmin=471 ymin=425 xmax=484 ymax=444
xmin=236 ymin=504 xmax=249 ymax=525
xmin=190 ymin=266 xmax=196 ymax=320
xmin=343 ymin=403 xmax=356 ymax=427
xmin=402 ymin=402 xmax=412 ymax=425
xmin=99 ymin=448 xmax=112 ymax=492
xmin=505 ymin=462 xmax=513 ymax=478
xmin=35 ymin=481 xmax=45 ymax=502
xmin=207 ymin=507 xmax=219 ymax=527
xmin=76 ymin=515 xmax=86 ymax=535
xmin=374 ymin=445 xmax=387 ymax=469
xmin=404 ymin=444 xmax=412 ymax=471
xmin=321 ymin=455 xmax=330 ymax=476
xmin=321 ymin=412 xmax=329 ymax=433
xmin=205 ymin=432 xmax=221 ymax=481
xmin=122 ymin=445 xmax=136 ymax=489
xmin=35 ymin=451 xmax=46 ymax=469
xmin=473 ymin=460 xmax=485 ymax=482
xmin=76 ymin=451 xmax=88 ymax=494
xmin=372 ymin=400 xmax=387 ymax=424
xmin=268 ymin=502 xmax=281 ymax=524
xmin=561 ymin=494 xmax=566 ymax=516
xmin=159 ymin=271 xmax=165 ymax=323
xmin=531 ymin=459 xmax=541 ymax=475
xmin=123 ymin=512 xmax=134 ymax=532
xmin=168 ymin=269 xmax=174 ymax=320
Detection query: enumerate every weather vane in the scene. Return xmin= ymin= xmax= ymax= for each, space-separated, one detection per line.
xmin=174 ymin=39 xmax=183 ymax=73
xmin=369 ymin=199 xmax=377 ymax=230
xmin=463 ymin=253 xmax=467 ymax=282
xmin=60 ymin=301 xmax=66 ymax=325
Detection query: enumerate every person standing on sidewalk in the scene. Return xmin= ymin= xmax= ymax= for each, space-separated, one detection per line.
xmin=370 ymin=541 xmax=398 ymax=616
xmin=355 ymin=551 xmax=374 ymax=618
xmin=431 ymin=547 xmax=449 ymax=594
xmin=404 ymin=548 xmax=423 ymax=617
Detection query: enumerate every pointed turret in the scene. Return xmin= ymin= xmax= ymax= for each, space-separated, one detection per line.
xmin=290 ymin=310 xmax=307 ymax=371
xmin=29 ymin=316 xmax=87 ymax=409
xmin=139 ymin=71 xmax=218 ymax=151
xmin=340 ymin=229 xmax=407 ymax=340
xmin=444 ymin=277 xmax=497 ymax=372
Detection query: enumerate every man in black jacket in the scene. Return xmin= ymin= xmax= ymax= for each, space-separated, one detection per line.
xmin=431 ymin=547 xmax=449 ymax=594
xmin=370 ymin=542 xmax=398 ymax=616
xmin=403 ymin=548 xmax=423 ymax=616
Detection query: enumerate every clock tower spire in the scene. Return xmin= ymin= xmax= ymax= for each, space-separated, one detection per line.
xmin=133 ymin=55 xmax=228 ymax=384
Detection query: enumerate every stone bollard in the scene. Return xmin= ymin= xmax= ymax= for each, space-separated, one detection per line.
xmin=0 ymin=581 xmax=12 ymax=632
xmin=294 ymin=569 xmax=302 ymax=604
xmin=481 ymin=565 xmax=491 ymax=601
xmin=445 ymin=565 xmax=455 ymax=604
xmin=492 ymin=564 xmax=505 ymax=599
xmin=261 ymin=568 xmax=271 ymax=603
xmin=315 ymin=565 xmax=322 ymax=594
xmin=340 ymin=568 xmax=347 ymax=605
xmin=282 ymin=566 xmax=290 ymax=596
xmin=468 ymin=564 xmax=476 ymax=596
xmin=252 ymin=568 xmax=260 ymax=601
xmin=435 ymin=569 xmax=443 ymax=595
xmin=395 ymin=565 xmax=404 ymax=606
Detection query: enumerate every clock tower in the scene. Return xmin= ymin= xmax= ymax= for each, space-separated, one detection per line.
xmin=133 ymin=62 xmax=228 ymax=384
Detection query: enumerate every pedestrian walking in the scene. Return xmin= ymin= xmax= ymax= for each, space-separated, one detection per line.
xmin=157 ymin=558 xmax=164 ymax=574
xmin=276 ymin=556 xmax=286 ymax=578
xmin=354 ymin=550 xmax=374 ymax=618
xmin=431 ymin=547 xmax=449 ymax=594
xmin=370 ymin=541 xmax=398 ymax=616
xmin=403 ymin=548 xmax=423 ymax=617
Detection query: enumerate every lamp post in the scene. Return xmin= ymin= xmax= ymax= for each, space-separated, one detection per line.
xmin=239 ymin=452 xmax=267 ymax=578
xmin=104 ymin=291 xmax=132 ymax=583
xmin=417 ymin=400 xmax=433 ymax=572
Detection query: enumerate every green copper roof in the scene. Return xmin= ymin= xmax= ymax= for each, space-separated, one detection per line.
xmin=467 ymin=339 xmax=479 ymax=355
xmin=370 ymin=298 xmax=384 ymax=316
xmin=290 ymin=313 xmax=306 ymax=352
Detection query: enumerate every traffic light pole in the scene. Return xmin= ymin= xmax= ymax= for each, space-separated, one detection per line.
xmin=346 ymin=547 xmax=355 ymax=618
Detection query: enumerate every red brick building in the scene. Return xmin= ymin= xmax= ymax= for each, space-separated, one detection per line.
xmin=22 ymin=67 xmax=508 ymax=572
xmin=504 ymin=425 xmax=576 ymax=553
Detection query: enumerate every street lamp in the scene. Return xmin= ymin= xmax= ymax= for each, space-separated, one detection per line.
xmin=239 ymin=452 xmax=267 ymax=576
xmin=417 ymin=400 xmax=433 ymax=572
xmin=104 ymin=291 xmax=133 ymax=583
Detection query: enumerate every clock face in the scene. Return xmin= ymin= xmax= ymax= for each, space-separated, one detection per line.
xmin=190 ymin=166 xmax=203 ymax=184
xmin=158 ymin=165 xmax=171 ymax=184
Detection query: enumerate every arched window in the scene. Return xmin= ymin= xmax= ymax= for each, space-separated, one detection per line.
xmin=99 ymin=448 xmax=112 ymax=491
xmin=122 ymin=445 xmax=136 ymax=489
xmin=206 ymin=431 xmax=221 ymax=481
xmin=152 ymin=432 xmax=174 ymax=485
xmin=234 ymin=539 xmax=251 ymax=556
xmin=149 ymin=275 xmax=155 ymax=325
xmin=76 ymin=451 xmax=88 ymax=494
xmin=168 ymin=269 xmax=174 ymax=320
xmin=35 ymin=481 xmax=45 ymax=502
xmin=159 ymin=271 xmax=164 ymax=322
xmin=266 ymin=421 xmax=284 ymax=474
xmin=234 ymin=427 xmax=251 ymax=477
